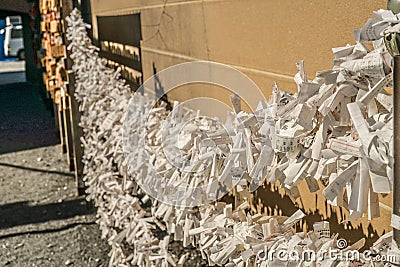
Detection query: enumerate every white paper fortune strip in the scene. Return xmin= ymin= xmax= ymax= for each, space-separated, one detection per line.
xmin=66 ymin=8 xmax=399 ymax=267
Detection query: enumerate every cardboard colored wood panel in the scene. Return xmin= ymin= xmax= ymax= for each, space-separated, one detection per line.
xmin=91 ymin=0 xmax=387 ymax=81
xmin=141 ymin=48 xmax=296 ymax=104
xmin=253 ymin=180 xmax=392 ymax=249
xmin=90 ymin=0 xmax=393 ymax=242
xmin=140 ymin=49 xmax=393 ymax=244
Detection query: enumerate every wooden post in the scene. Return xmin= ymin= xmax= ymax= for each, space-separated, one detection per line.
xmin=61 ymin=0 xmax=85 ymax=195
xmin=62 ymin=94 xmax=75 ymax=171
xmin=56 ymin=103 xmax=67 ymax=153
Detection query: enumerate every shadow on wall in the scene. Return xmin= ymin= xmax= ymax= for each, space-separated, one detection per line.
xmin=149 ymin=65 xmax=381 ymax=250
xmin=153 ymin=62 xmax=172 ymax=110
xmin=253 ymin=183 xmax=380 ymax=250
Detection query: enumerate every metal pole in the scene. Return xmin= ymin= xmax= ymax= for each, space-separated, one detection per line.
xmin=389 ymin=0 xmax=400 ymax=14
xmin=394 ymin=55 xmax=400 ymax=247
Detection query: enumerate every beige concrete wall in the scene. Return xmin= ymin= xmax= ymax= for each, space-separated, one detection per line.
xmin=91 ymin=0 xmax=387 ymax=92
xmin=89 ymin=0 xmax=391 ymax=245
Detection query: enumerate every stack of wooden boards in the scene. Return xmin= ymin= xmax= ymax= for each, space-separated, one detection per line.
xmin=65 ymin=8 xmax=400 ymax=267
xmin=40 ymin=0 xmax=66 ymax=102
xmin=39 ymin=0 xmax=74 ymax=166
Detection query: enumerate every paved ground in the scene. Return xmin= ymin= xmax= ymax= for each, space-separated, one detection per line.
xmin=0 ymin=60 xmax=25 ymax=74
xmin=0 ymin=146 xmax=110 ymax=267
xmin=0 ymin=72 xmax=26 ymax=85
xmin=0 ymin=81 xmax=58 ymax=155
xmin=0 ymin=60 xmax=25 ymax=85
xmin=0 ymin=70 xmax=110 ymax=266
xmin=0 ymin=60 xmax=56 ymax=155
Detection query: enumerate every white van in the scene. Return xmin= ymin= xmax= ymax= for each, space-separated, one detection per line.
xmin=4 ymin=16 xmax=24 ymax=60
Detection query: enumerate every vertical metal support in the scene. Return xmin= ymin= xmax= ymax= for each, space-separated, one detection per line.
xmin=394 ymin=55 xmax=400 ymax=247
xmin=387 ymin=0 xmax=400 ymax=250
xmin=61 ymin=0 xmax=85 ymax=195
xmin=389 ymin=0 xmax=400 ymax=14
